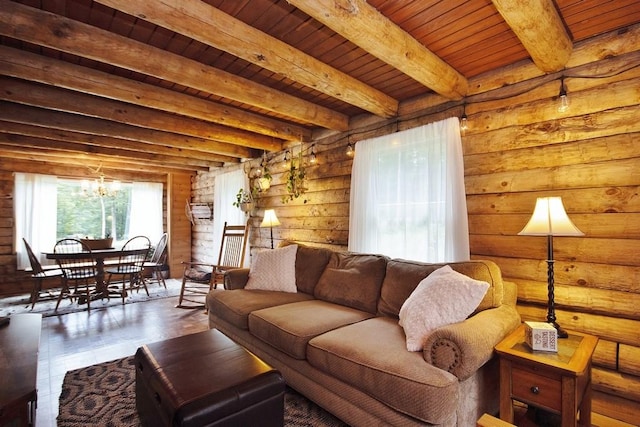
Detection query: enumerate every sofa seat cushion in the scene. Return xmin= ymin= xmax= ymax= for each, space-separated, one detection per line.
xmin=307 ymin=316 xmax=458 ymax=425
xmin=207 ymin=289 xmax=314 ymax=330
xmin=249 ymin=300 xmax=374 ymax=360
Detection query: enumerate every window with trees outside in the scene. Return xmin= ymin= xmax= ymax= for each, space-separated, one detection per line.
xmin=14 ymin=173 xmax=163 ymax=270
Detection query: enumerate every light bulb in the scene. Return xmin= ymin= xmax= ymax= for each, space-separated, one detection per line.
xmin=460 ymin=114 xmax=468 ymax=132
xmin=309 ymin=145 xmax=317 ymax=164
xmin=346 ymin=142 xmax=354 ymax=157
xmin=557 ymin=78 xmax=569 ymax=113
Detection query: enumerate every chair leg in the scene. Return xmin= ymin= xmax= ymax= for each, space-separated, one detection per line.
xmin=29 ymin=278 xmax=42 ymax=309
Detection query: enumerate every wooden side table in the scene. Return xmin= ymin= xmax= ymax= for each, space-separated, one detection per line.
xmin=495 ymin=324 xmax=598 ymax=427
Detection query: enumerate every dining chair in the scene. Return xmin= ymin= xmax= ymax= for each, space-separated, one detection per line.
xmin=22 ymin=238 xmax=64 ymax=309
xmin=105 ymin=235 xmax=151 ymax=304
xmin=177 ymin=222 xmax=248 ymax=309
xmin=142 ymin=233 xmax=168 ymax=289
xmin=53 ymin=238 xmax=99 ymax=311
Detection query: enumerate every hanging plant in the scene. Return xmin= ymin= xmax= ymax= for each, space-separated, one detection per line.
xmin=233 ymin=188 xmax=255 ymax=213
xmin=282 ymin=149 xmax=307 ymax=203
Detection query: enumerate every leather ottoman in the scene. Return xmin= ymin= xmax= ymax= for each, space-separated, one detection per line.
xmin=135 ymin=329 xmax=285 ymax=427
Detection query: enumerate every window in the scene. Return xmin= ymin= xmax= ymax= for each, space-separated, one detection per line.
xmin=348 ymin=117 xmax=469 ymax=263
xmin=15 ymin=173 xmax=163 ymax=270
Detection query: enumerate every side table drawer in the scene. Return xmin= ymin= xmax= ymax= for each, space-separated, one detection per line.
xmin=511 ymin=366 xmax=561 ymax=412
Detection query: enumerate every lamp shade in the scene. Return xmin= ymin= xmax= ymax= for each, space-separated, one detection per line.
xmin=518 ymin=197 xmax=584 ymax=236
xmin=260 ymin=209 xmax=280 ymax=228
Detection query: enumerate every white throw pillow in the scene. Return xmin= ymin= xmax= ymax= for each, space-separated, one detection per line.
xmin=245 ymin=244 xmax=298 ymax=293
xmin=399 ymin=265 xmax=490 ymax=351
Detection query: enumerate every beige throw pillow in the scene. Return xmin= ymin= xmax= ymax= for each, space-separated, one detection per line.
xmin=245 ymin=244 xmax=298 ymax=293
xmin=399 ymin=265 xmax=489 ymax=351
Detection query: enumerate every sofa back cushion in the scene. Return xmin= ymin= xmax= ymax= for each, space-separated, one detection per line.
xmin=280 ymin=241 xmax=333 ymax=295
xmin=314 ymin=252 xmax=388 ymax=314
xmin=377 ymin=259 xmax=504 ymax=318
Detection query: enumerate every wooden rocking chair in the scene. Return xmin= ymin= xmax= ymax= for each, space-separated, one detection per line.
xmin=177 ymin=222 xmax=248 ymax=309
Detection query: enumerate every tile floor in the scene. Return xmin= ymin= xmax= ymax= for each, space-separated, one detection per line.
xmin=34 ymin=289 xmax=209 ymax=427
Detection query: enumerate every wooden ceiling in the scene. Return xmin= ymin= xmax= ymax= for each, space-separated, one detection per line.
xmin=1 ymin=0 xmax=639 ymax=176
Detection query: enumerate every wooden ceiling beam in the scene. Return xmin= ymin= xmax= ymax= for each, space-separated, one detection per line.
xmin=0 ymin=156 xmax=168 ymax=182
xmin=0 ymin=0 xmax=346 ymax=132
xmin=0 ymin=102 xmax=245 ymax=163
xmin=287 ymin=0 xmax=468 ymax=100
xmin=0 ymin=76 xmax=262 ymax=157
xmin=95 ymin=0 xmax=399 ymax=118
xmin=0 ymin=129 xmax=217 ymax=170
xmin=0 ymin=142 xmax=209 ymax=173
xmin=0 ymin=46 xmax=296 ymax=146
xmin=491 ymin=0 xmax=573 ymax=72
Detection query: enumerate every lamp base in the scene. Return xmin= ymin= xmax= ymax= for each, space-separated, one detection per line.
xmin=549 ymin=321 xmax=569 ymax=339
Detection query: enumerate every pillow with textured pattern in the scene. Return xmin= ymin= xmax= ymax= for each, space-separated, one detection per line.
xmin=399 ymin=265 xmax=489 ymax=351
xmin=245 ymin=244 xmax=298 ymax=293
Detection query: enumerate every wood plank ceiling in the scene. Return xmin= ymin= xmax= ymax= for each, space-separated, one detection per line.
xmin=1 ymin=0 xmax=639 ymax=176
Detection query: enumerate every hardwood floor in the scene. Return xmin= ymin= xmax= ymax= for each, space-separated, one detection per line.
xmin=35 ymin=291 xmax=209 ymax=427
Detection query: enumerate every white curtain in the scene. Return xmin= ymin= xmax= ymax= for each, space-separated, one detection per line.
xmin=14 ymin=173 xmax=58 ymax=270
xmin=214 ymin=169 xmax=247 ymax=265
xmin=348 ymin=117 xmax=469 ymax=262
xmin=128 ymin=182 xmax=164 ymax=242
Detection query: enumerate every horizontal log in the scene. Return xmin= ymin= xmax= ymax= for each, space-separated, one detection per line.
xmin=620 ymin=344 xmax=640 ymax=377
xmin=470 ymin=235 xmax=640 ymax=267
xmin=592 ymin=339 xmax=619 ymax=371
xmin=490 ymin=256 xmax=640 ymax=293
xmin=593 ymin=390 xmax=640 ymax=426
xmin=465 ymin=132 xmax=640 ymax=176
xmin=466 ymin=187 xmax=640 ymax=215
xmin=465 ymin=158 xmax=639 ymax=195
xmin=515 ymin=279 xmax=640 ymax=320
xmin=463 ymin=104 xmax=640 ymax=156
xmin=517 ymin=304 xmax=640 ymax=347
xmin=592 ymin=367 xmax=640 ymax=403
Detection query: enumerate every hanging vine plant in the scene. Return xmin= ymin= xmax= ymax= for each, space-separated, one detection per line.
xmin=281 ymin=148 xmax=307 ymax=203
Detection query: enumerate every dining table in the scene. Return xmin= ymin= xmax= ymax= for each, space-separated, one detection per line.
xmin=44 ymin=247 xmax=149 ymax=300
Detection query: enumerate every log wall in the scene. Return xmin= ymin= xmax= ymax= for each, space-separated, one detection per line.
xmin=191 ymin=29 xmax=640 ymax=424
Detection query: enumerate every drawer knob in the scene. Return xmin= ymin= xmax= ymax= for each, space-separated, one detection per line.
xmin=530 ymin=386 xmax=540 ymax=394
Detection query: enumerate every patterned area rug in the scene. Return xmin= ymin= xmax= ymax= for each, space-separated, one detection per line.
xmin=58 ymin=356 xmax=348 ymax=427
xmin=0 ymin=279 xmax=182 ymax=318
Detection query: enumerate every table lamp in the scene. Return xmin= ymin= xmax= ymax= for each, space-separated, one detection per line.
xmin=260 ymin=209 xmax=280 ymax=249
xmin=518 ymin=197 xmax=583 ymax=338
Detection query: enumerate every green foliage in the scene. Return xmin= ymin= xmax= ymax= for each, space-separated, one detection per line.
xmin=56 ymin=180 xmax=131 ymax=240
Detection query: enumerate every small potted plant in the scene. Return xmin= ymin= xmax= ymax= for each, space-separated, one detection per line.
xmin=233 ymin=188 xmax=255 ymax=213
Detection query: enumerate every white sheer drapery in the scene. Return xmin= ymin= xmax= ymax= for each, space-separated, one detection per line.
xmin=213 ymin=169 xmax=247 ymax=265
xmin=128 ymin=182 xmax=164 ymax=242
xmin=14 ymin=173 xmax=58 ymax=270
xmin=348 ymin=117 xmax=469 ymax=262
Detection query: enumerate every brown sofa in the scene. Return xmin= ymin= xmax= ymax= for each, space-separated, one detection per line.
xmin=206 ymin=244 xmax=521 ymax=426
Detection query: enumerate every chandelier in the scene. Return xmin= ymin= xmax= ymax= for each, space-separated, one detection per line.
xmin=82 ymin=173 xmax=121 ymax=198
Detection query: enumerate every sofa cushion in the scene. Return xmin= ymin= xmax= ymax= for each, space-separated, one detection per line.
xmin=245 ymin=244 xmax=298 ymax=292
xmin=314 ymin=252 xmax=387 ymax=314
xmin=206 ymin=289 xmax=313 ymax=330
xmin=378 ymin=259 xmax=504 ymax=318
xmin=249 ymin=300 xmax=373 ymax=359
xmin=280 ymin=241 xmax=333 ymax=295
xmin=399 ymin=265 xmax=490 ymax=351
xmin=307 ymin=317 xmax=458 ymax=424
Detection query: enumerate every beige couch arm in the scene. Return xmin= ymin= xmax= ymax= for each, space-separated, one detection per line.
xmin=224 ymin=268 xmax=250 ymax=289
xmin=423 ymin=300 xmax=520 ymax=380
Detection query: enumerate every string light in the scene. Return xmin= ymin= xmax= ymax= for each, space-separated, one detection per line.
xmin=460 ymin=103 xmax=468 ymax=135
xmin=346 ymin=141 xmax=354 ymax=157
xmin=557 ymin=76 xmax=569 ymax=113
xmin=309 ymin=144 xmax=317 ymax=164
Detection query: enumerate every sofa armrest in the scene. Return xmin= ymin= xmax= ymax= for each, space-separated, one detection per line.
xmin=224 ymin=268 xmax=250 ymax=289
xmin=423 ymin=303 xmax=521 ymax=381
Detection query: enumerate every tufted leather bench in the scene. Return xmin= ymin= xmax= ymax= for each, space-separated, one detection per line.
xmin=135 ymin=329 xmax=285 ymax=427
